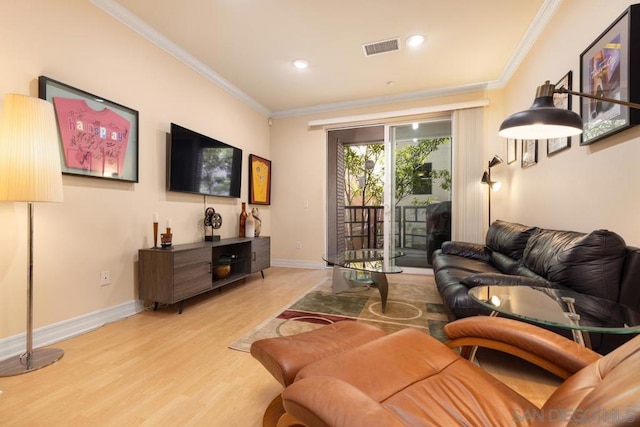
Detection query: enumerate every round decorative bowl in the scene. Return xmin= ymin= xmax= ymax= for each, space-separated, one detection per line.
xmin=214 ymin=264 xmax=231 ymax=279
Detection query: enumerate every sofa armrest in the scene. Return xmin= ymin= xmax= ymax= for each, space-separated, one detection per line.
xmin=282 ymin=376 xmax=404 ymax=427
xmin=440 ymin=241 xmax=490 ymax=262
xmin=461 ymin=272 xmax=552 ymax=288
xmin=444 ymin=316 xmax=601 ymax=379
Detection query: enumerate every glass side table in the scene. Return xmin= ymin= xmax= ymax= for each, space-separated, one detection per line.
xmin=468 ymin=285 xmax=640 ymax=348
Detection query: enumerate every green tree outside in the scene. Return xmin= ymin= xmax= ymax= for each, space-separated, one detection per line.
xmin=344 ymin=137 xmax=451 ymax=207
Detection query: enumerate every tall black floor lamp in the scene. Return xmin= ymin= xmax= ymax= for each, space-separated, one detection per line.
xmin=480 ymin=155 xmax=503 ymax=228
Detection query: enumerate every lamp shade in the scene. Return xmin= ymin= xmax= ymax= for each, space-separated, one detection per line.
xmin=498 ymin=81 xmax=583 ymax=140
xmin=480 ymin=171 xmax=501 ymax=192
xmin=0 ymin=94 xmax=63 ymax=202
xmin=488 ymin=155 xmax=503 ymax=168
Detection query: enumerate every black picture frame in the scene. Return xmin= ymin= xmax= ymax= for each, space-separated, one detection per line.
xmin=579 ymin=4 xmax=640 ymax=145
xmin=506 ymin=138 xmax=517 ymax=164
xmin=548 ymin=71 xmax=573 ymax=155
xmin=522 ymin=139 xmax=538 ymax=168
xmin=38 ymin=76 xmax=139 ymax=182
xmin=248 ymin=154 xmax=271 ymax=205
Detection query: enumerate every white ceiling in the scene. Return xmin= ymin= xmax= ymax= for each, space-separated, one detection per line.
xmin=92 ymin=0 xmax=559 ymax=118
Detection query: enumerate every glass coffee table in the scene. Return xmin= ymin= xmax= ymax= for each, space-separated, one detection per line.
xmin=323 ymin=249 xmax=404 ymax=313
xmin=468 ymin=285 xmax=640 ymax=347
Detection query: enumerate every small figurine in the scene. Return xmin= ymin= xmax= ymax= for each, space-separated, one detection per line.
xmin=252 ymin=207 xmax=262 ymax=237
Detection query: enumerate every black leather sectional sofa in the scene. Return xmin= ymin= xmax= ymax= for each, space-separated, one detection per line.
xmin=432 ymin=220 xmax=640 ymax=353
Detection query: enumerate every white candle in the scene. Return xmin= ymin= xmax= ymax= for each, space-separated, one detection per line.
xmin=153 ymin=212 xmax=159 ymax=223
xmin=166 ymin=218 xmax=172 ymax=228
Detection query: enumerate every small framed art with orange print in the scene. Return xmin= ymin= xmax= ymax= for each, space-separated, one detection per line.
xmin=249 ymin=154 xmax=271 ymax=205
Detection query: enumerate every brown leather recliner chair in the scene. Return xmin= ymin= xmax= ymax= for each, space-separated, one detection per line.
xmin=277 ymin=317 xmax=640 ymax=427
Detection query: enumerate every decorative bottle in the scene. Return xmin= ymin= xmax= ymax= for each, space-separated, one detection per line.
xmin=245 ymin=211 xmax=255 ymax=238
xmin=239 ymin=202 xmax=248 ymax=237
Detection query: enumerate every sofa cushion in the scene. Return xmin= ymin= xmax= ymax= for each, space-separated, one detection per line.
xmin=439 ymin=241 xmax=490 ymax=262
xmin=431 ymin=253 xmax=499 ymax=275
xmin=489 ymin=252 xmax=521 ymax=274
xmin=522 ymin=229 xmax=627 ymax=301
xmin=485 ymin=220 xmax=539 ymax=261
xmin=460 ymin=272 xmax=553 ymax=288
xmin=618 ymin=247 xmax=640 ymax=310
xmin=434 ymin=268 xmax=495 ymax=319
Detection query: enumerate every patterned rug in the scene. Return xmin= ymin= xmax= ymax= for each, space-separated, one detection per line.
xmin=229 ymin=275 xmax=448 ymax=352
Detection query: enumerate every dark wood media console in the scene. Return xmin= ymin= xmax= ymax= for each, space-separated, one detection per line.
xmin=138 ymin=236 xmax=270 ymax=313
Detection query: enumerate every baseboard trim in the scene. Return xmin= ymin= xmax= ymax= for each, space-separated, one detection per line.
xmin=0 ymin=299 xmax=144 ymax=361
xmin=401 ymin=267 xmax=434 ymax=276
xmin=271 ymin=259 xmax=326 ymax=269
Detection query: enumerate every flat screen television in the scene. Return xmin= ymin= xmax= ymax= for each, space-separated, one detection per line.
xmin=168 ymin=123 xmax=242 ymax=198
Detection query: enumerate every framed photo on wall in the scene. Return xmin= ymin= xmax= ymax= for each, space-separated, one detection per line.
xmin=548 ymin=71 xmax=573 ymax=155
xmin=38 ymin=76 xmax=139 ymax=182
xmin=579 ymin=4 xmax=640 ymax=145
xmin=506 ymin=138 xmax=517 ymax=164
xmin=522 ymin=140 xmax=538 ymax=168
xmin=249 ymin=154 xmax=271 ymax=205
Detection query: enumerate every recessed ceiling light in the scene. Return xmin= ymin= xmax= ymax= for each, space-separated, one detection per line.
xmin=292 ymin=59 xmax=309 ymax=70
xmin=406 ymin=34 xmax=425 ymax=47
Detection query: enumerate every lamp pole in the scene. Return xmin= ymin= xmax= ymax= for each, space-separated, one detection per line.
xmin=487 ymin=165 xmax=492 ymax=228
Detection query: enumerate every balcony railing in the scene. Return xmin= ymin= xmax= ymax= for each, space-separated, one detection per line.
xmin=344 ymin=206 xmax=383 ymax=250
xmin=344 ymin=203 xmax=451 ymax=265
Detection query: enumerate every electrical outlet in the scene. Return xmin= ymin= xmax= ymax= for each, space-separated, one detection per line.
xmin=296 ymin=241 xmax=302 ymax=249
xmin=100 ymin=271 xmax=110 ymax=286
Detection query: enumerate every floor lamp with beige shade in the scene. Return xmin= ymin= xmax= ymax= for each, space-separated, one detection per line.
xmin=0 ymin=93 xmax=64 ymax=376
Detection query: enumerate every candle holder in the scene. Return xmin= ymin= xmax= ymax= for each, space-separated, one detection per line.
xmin=153 ymin=221 xmax=159 ymax=248
xmin=161 ymin=232 xmax=173 ymax=248
xmin=161 ymin=226 xmax=173 ymax=248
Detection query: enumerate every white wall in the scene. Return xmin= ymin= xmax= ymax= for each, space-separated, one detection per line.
xmin=492 ymin=0 xmax=640 ymax=246
xmin=0 ymin=0 xmax=269 ymax=340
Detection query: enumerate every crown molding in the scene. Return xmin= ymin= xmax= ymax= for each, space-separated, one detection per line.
xmin=90 ymin=0 xmax=271 ymax=117
xmin=91 ymin=0 xmax=560 ymax=120
xmin=272 ymin=82 xmax=492 ymax=119
xmin=307 ymin=99 xmax=490 ymax=128
xmin=496 ymin=0 xmax=562 ymax=85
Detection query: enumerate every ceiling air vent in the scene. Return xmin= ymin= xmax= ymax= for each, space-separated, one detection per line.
xmin=362 ymin=38 xmax=400 ymax=57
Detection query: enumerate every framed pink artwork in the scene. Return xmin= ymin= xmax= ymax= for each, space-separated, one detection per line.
xmin=39 ymin=76 xmax=139 ymax=182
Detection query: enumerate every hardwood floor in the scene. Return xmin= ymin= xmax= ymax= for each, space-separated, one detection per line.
xmin=0 ymin=267 xmax=560 ymax=426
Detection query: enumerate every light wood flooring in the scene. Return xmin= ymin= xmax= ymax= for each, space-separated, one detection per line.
xmin=0 ymin=267 xmax=561 ymax=426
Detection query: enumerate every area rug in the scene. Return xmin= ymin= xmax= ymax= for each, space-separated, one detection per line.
xmin=229 ymin=275 xmax=448 ymax=352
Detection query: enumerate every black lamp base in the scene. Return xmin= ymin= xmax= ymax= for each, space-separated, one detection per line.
xmin=0 ymin=348 xmax=64 ymax=377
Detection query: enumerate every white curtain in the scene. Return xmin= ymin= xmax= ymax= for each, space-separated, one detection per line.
xmin=451 ymin=107 xmax=485 ymax=244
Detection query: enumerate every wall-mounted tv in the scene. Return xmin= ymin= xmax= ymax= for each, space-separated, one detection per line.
xmin=168 ymin=123 xmax=242 ymax=198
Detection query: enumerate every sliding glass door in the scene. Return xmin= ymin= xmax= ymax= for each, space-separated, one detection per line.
xmin=385 ymin=120 xmax=452 ymax=268
xmin=327 ymin=119 xmax=452 ymax=269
